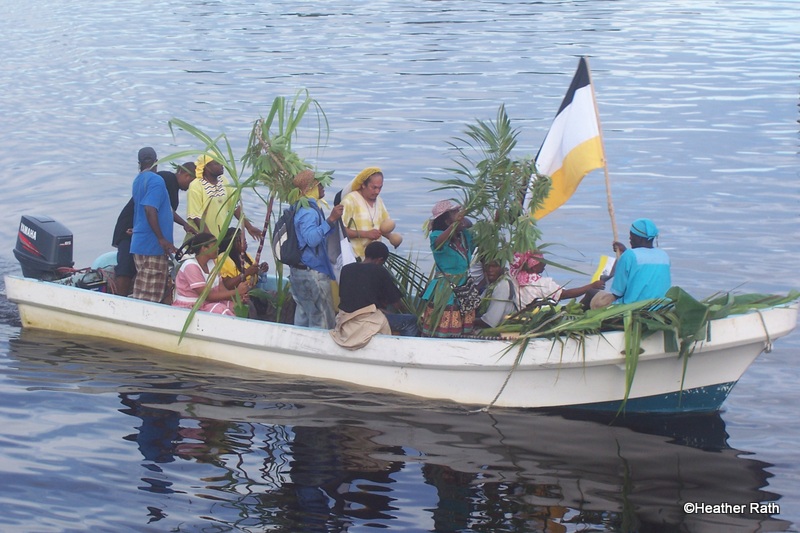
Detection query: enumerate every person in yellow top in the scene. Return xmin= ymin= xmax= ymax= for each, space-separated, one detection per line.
xmin=340 ymin=167 xmax=402 ymax=259
xmin=217 ymin=227 xmax=269 ymax=290
xmin=186 ymin=154 xmax=262 ymax=240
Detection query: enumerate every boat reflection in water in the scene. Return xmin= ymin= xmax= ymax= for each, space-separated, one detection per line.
xmin=6 ymin=329 xmax=790 ymax=532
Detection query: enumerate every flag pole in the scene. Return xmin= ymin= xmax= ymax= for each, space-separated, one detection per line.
xmin=584 ymin=57 xmax=619 ymax=243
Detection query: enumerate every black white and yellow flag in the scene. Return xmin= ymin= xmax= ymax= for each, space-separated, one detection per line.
xmin=529 ymin=57 xmax=605 ymax=219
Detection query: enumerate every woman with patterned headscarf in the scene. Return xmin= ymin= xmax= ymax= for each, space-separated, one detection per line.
xmin=340 ymin=167 xmax=400 ymax=259
xmin=511 ymin=250 xmax=605 ymax=310
xmin=186 ymin=154 xmax=262 ymax=241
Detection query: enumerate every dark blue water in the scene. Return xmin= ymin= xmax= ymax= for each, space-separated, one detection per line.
xmin=1 ymin=1 xmax=798 ymax=530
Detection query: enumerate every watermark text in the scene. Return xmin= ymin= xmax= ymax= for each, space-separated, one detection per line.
xmin=684 ymin=502 xmax=780 ymax=515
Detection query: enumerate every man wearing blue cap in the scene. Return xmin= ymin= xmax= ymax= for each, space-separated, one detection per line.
xmin=588 ymin=218 xmax=671 ymax=309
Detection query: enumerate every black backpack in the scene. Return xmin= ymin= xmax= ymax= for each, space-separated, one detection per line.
xmin=272 ymin=203 xmax=304 ymax=267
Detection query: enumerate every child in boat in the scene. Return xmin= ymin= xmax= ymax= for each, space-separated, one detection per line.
xmin=172 ymin=232 xmax=249 ymax=316
xmin=474 ymin=258 xmax=517 ymax=330
xmin=217 ymin=227 xmax=275 ymax=319
xmin=217 ymin=227 xmax=269 ymax=291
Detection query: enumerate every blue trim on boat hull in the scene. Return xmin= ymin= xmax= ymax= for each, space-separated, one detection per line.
xmin=567 ymin=382 xmax=738 ymax=414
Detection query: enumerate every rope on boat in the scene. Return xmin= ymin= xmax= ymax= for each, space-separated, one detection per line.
xmin=469 ymin=343 xmax=525 ymax=414
xmin=459 ymin=333 xmax=528 ymax=413
xmin=757 ymin=310 xmax=773 ymax=353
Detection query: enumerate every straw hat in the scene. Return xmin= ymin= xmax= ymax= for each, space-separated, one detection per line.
xmin=430 ymin=199 xmax=460 ymax=220
xmin=292 ymin=169 xmax=318 ymax=194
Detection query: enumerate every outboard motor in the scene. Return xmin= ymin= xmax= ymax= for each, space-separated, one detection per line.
xmin=13 ymin=215 xmax=74 ymax=280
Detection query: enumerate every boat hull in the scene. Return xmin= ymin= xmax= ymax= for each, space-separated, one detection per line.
xmin=4 ymin=275 xmax=797 ymax=412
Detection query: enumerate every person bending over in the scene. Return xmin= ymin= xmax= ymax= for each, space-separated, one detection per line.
xmin=332 ymin=241 xmax=419 ymax=348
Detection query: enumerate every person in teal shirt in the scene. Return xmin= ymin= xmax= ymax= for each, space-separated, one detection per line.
xmin=588 ymin=218 xmax=671 ymax=309
xmin=421 ymin=200 xmax=476 ymax=337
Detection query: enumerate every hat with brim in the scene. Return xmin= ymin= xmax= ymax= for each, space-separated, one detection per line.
xmin=630 ymin=218 xmax=659 ymax=239
xmin=293 ymin=169 xmax=319 ymax=194
xmin=430 ymin=199 xmax=460 ymax=220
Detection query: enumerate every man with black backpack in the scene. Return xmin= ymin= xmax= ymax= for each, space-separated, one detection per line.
xmin=288 ymin=169 xmax=344 ymax=329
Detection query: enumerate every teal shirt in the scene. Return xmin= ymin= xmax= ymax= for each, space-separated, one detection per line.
xmin=610 ymin=247 xmax=671 ymax=304
xmin=422 ymin=229 xmax=474 ymax=302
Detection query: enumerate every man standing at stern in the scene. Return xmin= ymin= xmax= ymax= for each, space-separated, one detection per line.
xmin=130 ymin=147 xmax=178 ymax=302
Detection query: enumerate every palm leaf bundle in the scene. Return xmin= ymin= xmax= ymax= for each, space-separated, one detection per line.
xmin=428 ymin=104 xmax=550 ymax=267
xmin=242 ymin=90 xmax=330 ymax=205
xmin=422 ymin=105 xmax=552 ymax=333
xmin=164 ymin=91 xmax=334 ymax=333
xmin=384 ymin=252 xmax=431 ymax=317
xmin=242 ymin=91 xmax=334 ymax=276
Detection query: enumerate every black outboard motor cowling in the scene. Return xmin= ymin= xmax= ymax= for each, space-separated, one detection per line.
xmin=13 ymin=215 xmax=74 ymax=280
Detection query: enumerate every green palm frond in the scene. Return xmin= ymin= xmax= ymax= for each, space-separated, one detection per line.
xmin=165 ymin=90 xmax=332 ymax=338
xmin=242 ymin=90 xmax=330 ymax=204
xmin=482 ymin=288 xmax=800 ymax=412
xmin=385 ymin=252 xmax=431 ymax=317
xmin=427 ymin=104 xmax=549 ymax=268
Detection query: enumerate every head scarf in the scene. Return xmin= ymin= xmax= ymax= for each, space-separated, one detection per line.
xmin=195 ymin=154 xmax=215 ymax=181
xmin=630 ymin=218 xmax=659 ymax=240
xmin=509 ymin=251 xmax=544 ymax=286
xmin=351 ymin=167 xmax=382 ymax=191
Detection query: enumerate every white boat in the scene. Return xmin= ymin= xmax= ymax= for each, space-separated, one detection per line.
xmin=4 ymin=274 xmax=797 ymax=413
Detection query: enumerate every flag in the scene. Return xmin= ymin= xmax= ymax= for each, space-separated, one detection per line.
xmin=527 ymin=57 xmax=605 ymax=219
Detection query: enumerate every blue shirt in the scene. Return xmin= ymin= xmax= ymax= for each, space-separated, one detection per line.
xmin=294 ymin=199 xmax=335 ymax=279
xmin=130 ymin=170 xmax=174 ymax=256
xmin=611 ymin=247 xmax=671 ymax=304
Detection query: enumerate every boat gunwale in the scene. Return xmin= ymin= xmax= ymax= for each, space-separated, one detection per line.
xmin=4 ymin=274 xmax=798 ymax=370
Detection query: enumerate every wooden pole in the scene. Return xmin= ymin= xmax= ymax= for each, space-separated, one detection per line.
xmin=253 ymin=194 xmax=274 ymax=266
xmin=584 ymin=57 xmax=619 ymax=244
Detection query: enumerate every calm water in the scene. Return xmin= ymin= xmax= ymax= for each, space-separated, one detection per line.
xmin=1 ymin=0 xmax=799 ymax=531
